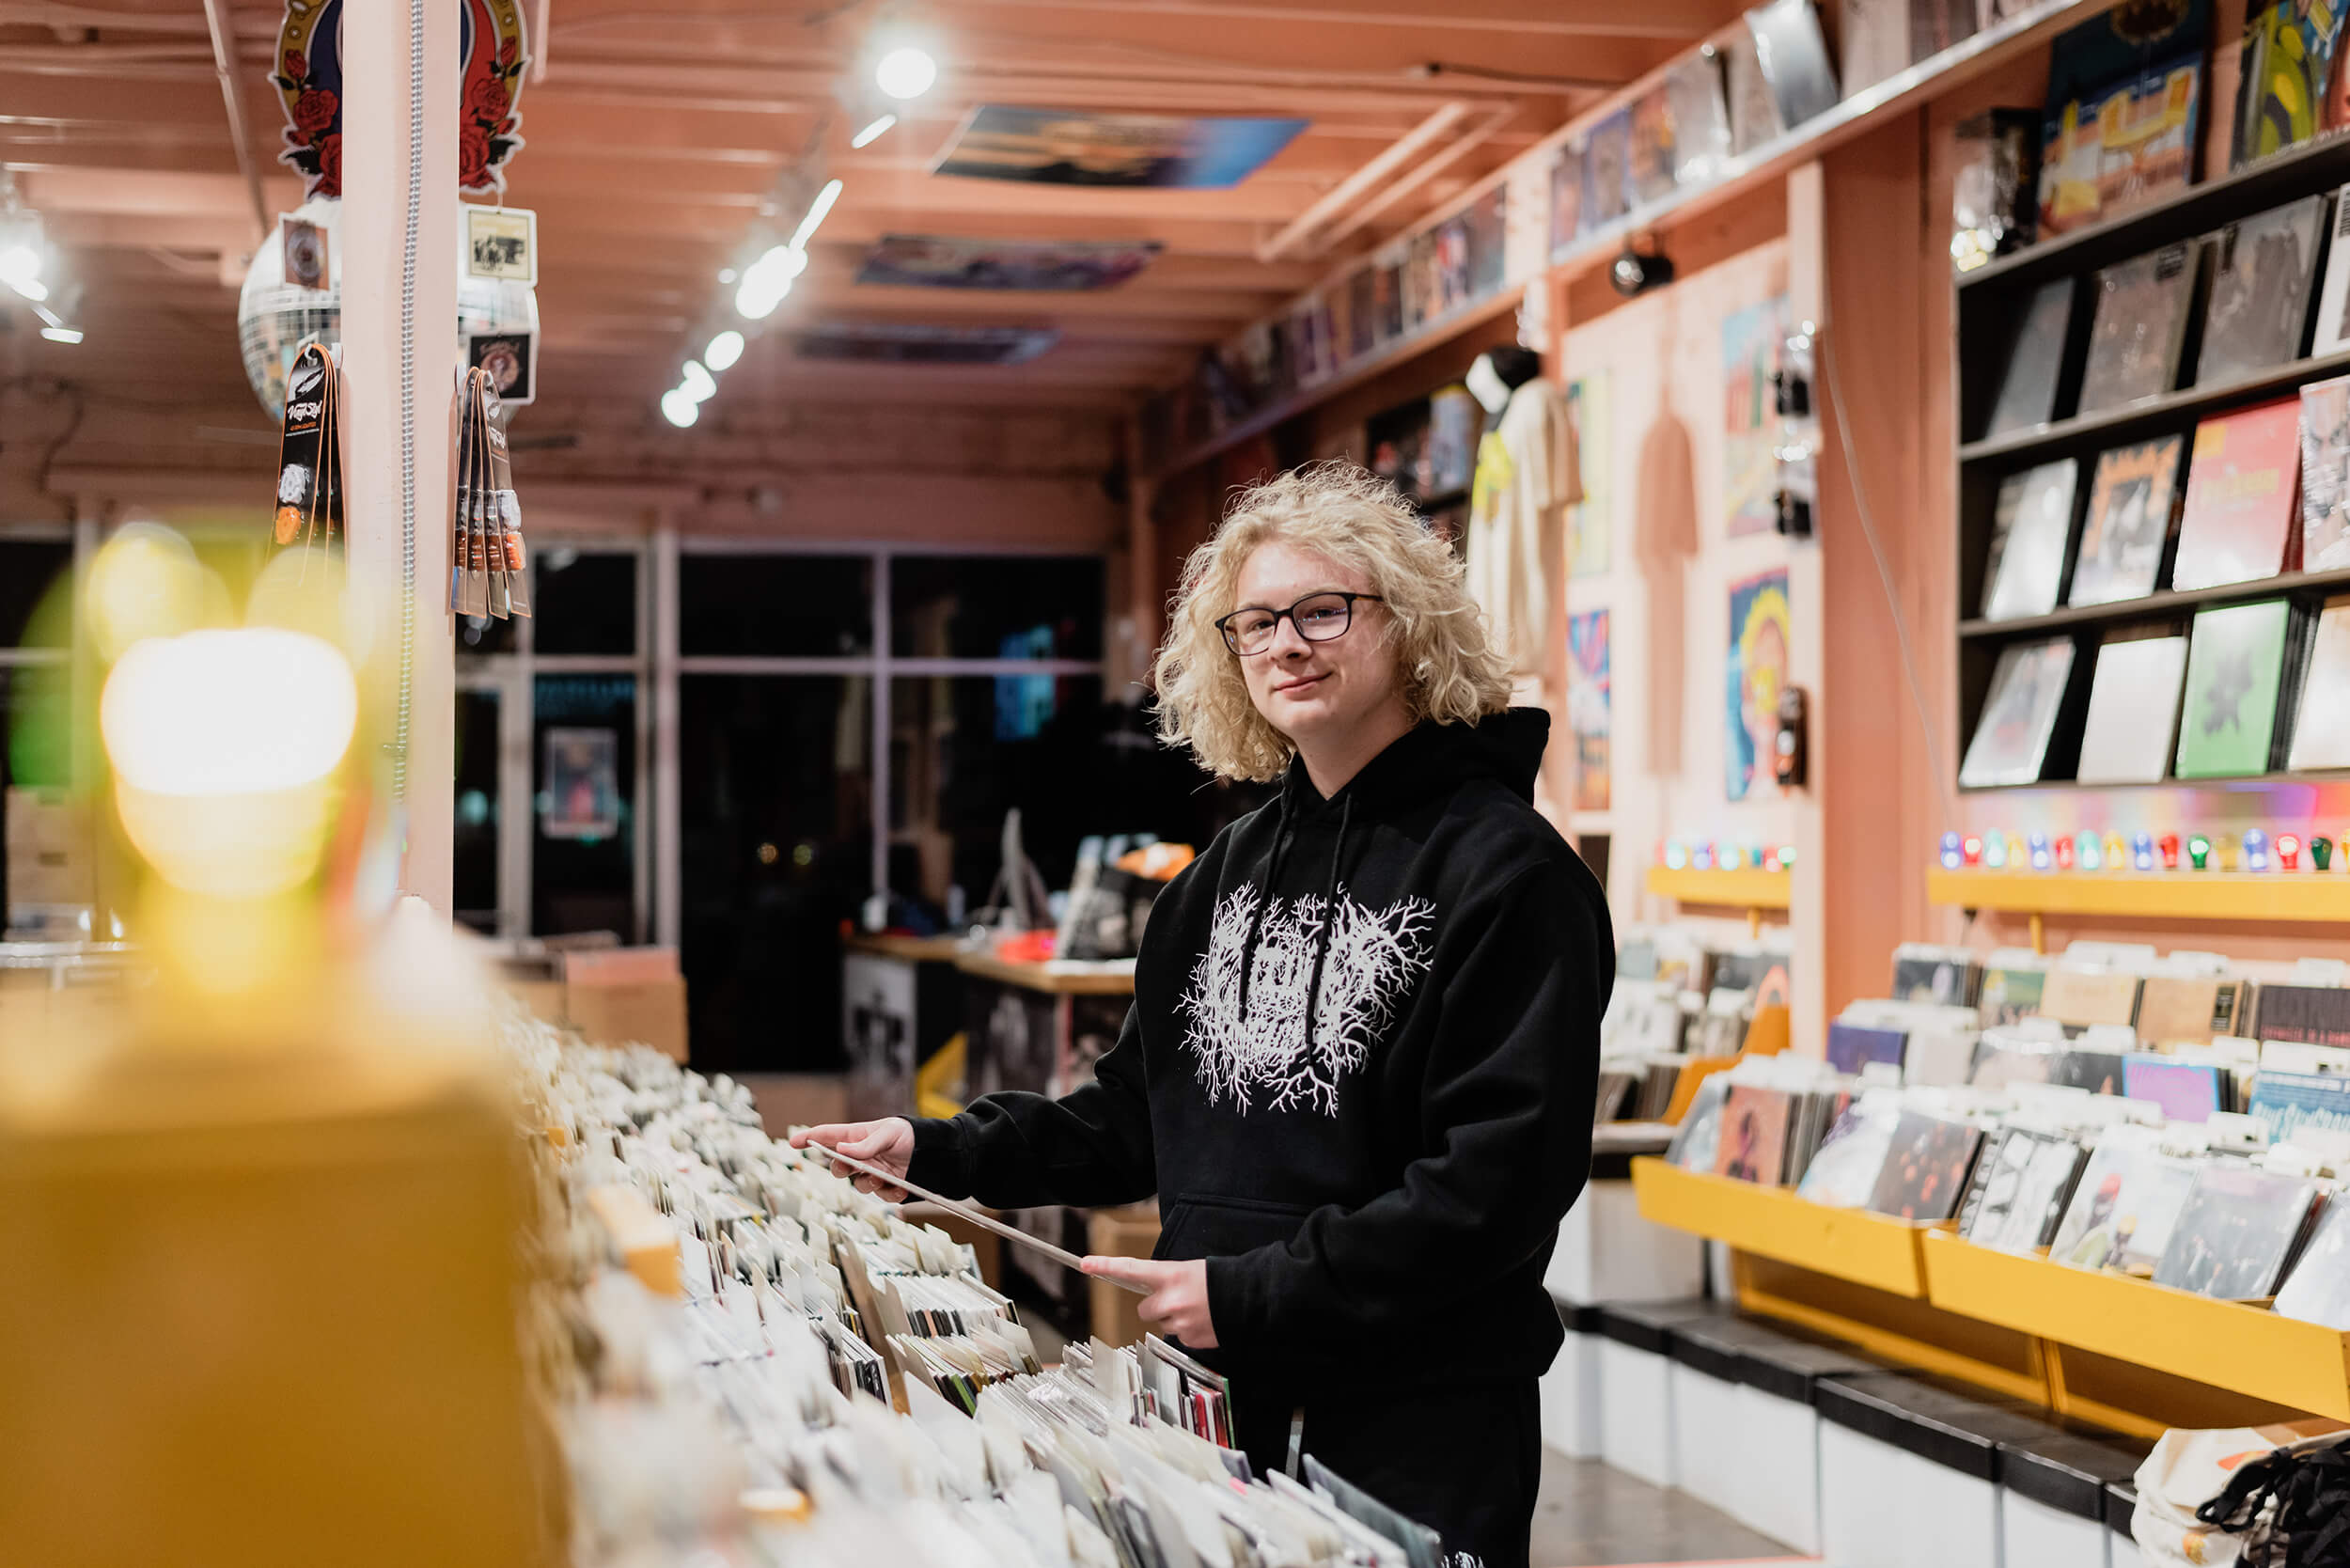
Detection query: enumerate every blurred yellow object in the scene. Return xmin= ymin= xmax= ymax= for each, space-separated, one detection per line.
xmin=101 ymin=628 xmax=356 ymax=900
xmin=85 ymin=523 xmax=208 ymax=664
xmin=916 ymin=1030 xmax=967 ymax=1120
xmin=0 ymin=897 xmax=560 ymax=1568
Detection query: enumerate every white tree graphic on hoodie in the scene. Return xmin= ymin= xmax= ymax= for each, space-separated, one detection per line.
xmin=1178 ymin=884 xmax=1435 ymax=1116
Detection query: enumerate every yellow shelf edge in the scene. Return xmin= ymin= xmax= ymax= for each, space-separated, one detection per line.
xmin=1631 ymin=1157 xmax=1927 ymax=1298
xmin=1927 ymin=868 xmax=2350 ymax=923
xmin=1920 ymin=1231 xmax=2350 ymax=1420
xmin=1644 ymin=866 xmax=1795 ymax=910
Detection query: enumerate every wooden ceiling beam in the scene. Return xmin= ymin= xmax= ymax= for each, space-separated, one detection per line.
xmin=957 ymin=0 xmax=1734 ymax=38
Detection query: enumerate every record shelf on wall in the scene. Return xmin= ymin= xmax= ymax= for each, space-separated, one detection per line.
xmin=1926 ymin=867 xmax=2350 ymax=926
xmin=1953 ymin=128 xmax=2350 ymax=797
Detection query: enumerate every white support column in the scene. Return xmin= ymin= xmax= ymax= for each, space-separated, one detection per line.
xmin=343 ymin=0 xmax=460 ymax=913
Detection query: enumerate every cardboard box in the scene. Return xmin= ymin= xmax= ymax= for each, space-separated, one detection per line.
xmin=1086 ymin=1201 xmax=1161 ymax=1349
xmin=565 ymin=973 xmax=687 ymax=1062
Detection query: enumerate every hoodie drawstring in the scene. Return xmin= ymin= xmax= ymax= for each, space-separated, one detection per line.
xmin=1300 ymin=794 xmax=1351 ymax=1051
xmin=1235 ymin=794 xmax=1292 ymax=1023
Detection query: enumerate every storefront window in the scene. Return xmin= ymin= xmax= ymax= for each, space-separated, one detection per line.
xmin=534 ymin=549 xmax=637 ymax=654
xmin=0 ymin=541 xmax=70 ymax=649
xmin=891 ymin=555 xmax=1103 ymax=660
xmin=453 ymin=687 xmax=502 ymax=934
xmin=532 ymin=672 xmax=637 ymax=937
xmin=681 ymin=554 xmax=872 ymax=656
xmin=679 ymin=673 xmax=870 ymax=1073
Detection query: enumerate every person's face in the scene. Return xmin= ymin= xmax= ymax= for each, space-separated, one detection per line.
xmin=1229 ymin=539 xmax=1402 ymax=752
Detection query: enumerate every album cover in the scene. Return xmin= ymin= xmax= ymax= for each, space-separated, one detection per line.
xmin=2197 ymin=196 xmax=2326 ymax=384
xmin=467 ymin=331 xmax=535 ymax=405
xmin=1866 ymin=1111 xmax=1984 ymax=1221
xmin=1629 ymin=86 xmax=1681 ymax=206
xmin=1744 ymin=0 xmax=1841 ymax=133
xmin=2038 ymin=0 xmax=2208 ymax=235
xmin=1959 ymin=636 xmax=2078 ymax=788
xmin=1569 ymin=608 xmax=1612 ymax=810
xmin=2312 ymin=189 xmax=2350 ymax=353
xmin=1666 ymin=48 xmax=1733 ymax=184
xmin=2175 ymin=598 xmax=2295 ymax=776
xmin=2052 ymin=1140 xmax=2198 ymax=1274
xmin=1827 ymin=1021 xmax=1908 ymax=1076
xmin=1797 ymin=1100 xmax=1903 ymax=1207
xmin=2052 ymin=1047 xmax=2128 ymax=1095
xmin=1550 ymin=139 xmax=1586 ymax=255
xmin=1722 ymin=25 xmax=1786 ymax=155
xmin=1583 ymin=108 xmax=1634 ymax=230
xmin=1891 ymin=948 xmax=1982 ymax=1006
xmin=1715 ymin=1084 xmax=1794 ymax=1184
xmin=1403 ymin=228 xmax=1438 ymax=332
xmin=1668 ymin=1075 xmax=1732 ymax=1171
xmin=1841 ymin=0 xmax=1912 ymax=96
xmin=2152 ymin=1166 xmax=2322 ymax=1299
xmin=1978 ymin=964 xmax=2048 ymax=1027
xmin=1372 ymin=249 xmax=1406 ymax=341
xmin=2123 ymin=1054 xmax=2225 ymax=1121
xmin=2251 ymin=982 xmax=2350 ymax=1046
xmin=2175 ymin=400 xmax=2303 ymax=594
xmin=1983 ymin=279 xmax=2076 ymax=438
xmin=2233 ymin=0 xmax=2347 ymax=166
xmin=2277 ymin=1197 xmax=2350 ymax=1327
xmin=2248 ymin=1068 xmax=2350 ymax=1145
xmin=1727 ymin=567 xmax=1793 ymax=798
xmin=1982 ymin=460 xmax=2080 ymax=619
xmin=932 ymin=107 xmax=1306 ymax=188
xmin=2070 ymin=437 xmax=2186 ymax=604
xmin=1971 ymin=1034 xmax=2060 ymax=1087
xmin=2040 ymin=968 xmax=2153 ymax=1029
xmin=2076 ymin=244 xmax=2201 ymax=414
xmin=1466 ymin=181 xmax=1508 ymax=298
xmin=854 ymin=235 xmax=1162 ymax=291
xmin=2301 ymin=375 xmax=2350 ymax=569
xmin=2136 ymin=975 xmax=2248 ymax=1046
xmin=1966 ymin=1127 xmax=2088 ymax=1254
xmin=2075 ymin=632 xmax=2188 ymax=785
xmin=2289 ymin=596 xmax=2350 ymax=768
xmin=1434 ymin=215 xmax=1471 ymax=313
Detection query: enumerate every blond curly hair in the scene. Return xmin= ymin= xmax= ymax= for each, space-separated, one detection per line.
xmin=1152 ymin=463 xmax=1514 ymax=781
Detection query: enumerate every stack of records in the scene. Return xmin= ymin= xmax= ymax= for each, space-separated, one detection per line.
xmin=2076 ymin=243 xmax=2201 ymax=415
xmin=1955 ymin=1125 xmax=2089 ymax=1254
xmin=2175 ymin=599 xmax=2305 ymax=778
xmin=2194 ymin=196 xmax=2326 ymax=387
xmin=1865 ymin=1110 xmax=1986 ymax=1221
xmin=2150 ymin=1166 xmax=2324 ymax=1300
xmin=2049 ymin=1129 xmax=2198 ymax=1275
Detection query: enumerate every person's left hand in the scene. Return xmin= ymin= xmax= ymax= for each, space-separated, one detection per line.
xmin=1080 ymin=1256 xmax=1217 ymax=1348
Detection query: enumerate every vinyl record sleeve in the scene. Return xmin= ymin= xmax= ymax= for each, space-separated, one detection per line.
xmin=2251 ymin=982 xmax=2350 ymax=1046
xmin=2277 ymin=1197 xmax=2350 ymax=1327
xmin=2311 ymin=188 xmax=2350 ymax=353
xmin=1745 ymin=0 xmax=1841 ymax=132
xmin=2077 ymin=243 xmax=2201 ymax=415
xmin=2070 ymin=436 xmax=2185 ymax=604
xmin=2135 ymin=974 xmax=2247 ymax=1045
xmin=2196 ymin=196 xmax=2326 ymax=384
xmin=1866 ymin=1110 xmax=1983 ymax=1221
xmin=1977 ymin=964 xmax=2048 ymax=1027
xmin=2300 ymin=375 xmax=2350 ymax=570
xmin=2152 ymin=1165 xmax=2321 ymax=1299
xmin=2173 ymin=398 xmax=2303 ymax=588
xmin=1797 ymin=1099 xmax=1904 ymax=1207
xmin=1983 ymin=279 xmax=2076 ymax=438
xmin=1715 ymin=1084 xmax=1794 ymax=1184
xmin=2175 ymin=598 xmax=2294 ymax=776
xmin=2051 ymin=1140 xmax=2198 ymax=1275
xmin=1982 ymin=459 xmax=2080 ymax=619
xmin=2289 ymin=595 xmax=2350 ymax=768
xmin=2075 ymin=633 xmax=2188 ymax=784
xmin=1582 ymin=108 xmax=1633 ymax=229
xmin=1722 ymin=25 xmax=1787 ymax=154
xmin=1959 ymin=636 xmax=2078 ymax=787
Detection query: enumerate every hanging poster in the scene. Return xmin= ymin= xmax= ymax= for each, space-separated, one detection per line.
xmin=932 ymin=107 xmax=1306 ymax=189
xmin=1723 ymin=295 xmax=1791 ymax=536
xmin=274 ymin=0 xmax=529 ymax=199
xmin=1567 ymin=373 xmax=1612 ymax=577
xmin=543 ymin=727 xmax=620 ymax=840
xmin=1727 ymin=569 xmax=1793 ymax=800
xmin=854 ymin=235 xmax=1162 ymax=290
xmin=1568 ymin=608 xmax=1612 ymax=811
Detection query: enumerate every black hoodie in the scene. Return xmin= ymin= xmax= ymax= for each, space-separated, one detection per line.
xmin=907 ymin=707 xmax=1613 ymax=1395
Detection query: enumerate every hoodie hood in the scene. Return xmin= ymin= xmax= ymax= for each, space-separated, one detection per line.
xmin=1280 ymin=706 xmax=1551 ymax=816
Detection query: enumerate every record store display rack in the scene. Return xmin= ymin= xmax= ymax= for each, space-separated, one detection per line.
xmin=1954 ymin=137 xmax=2350 ymax=793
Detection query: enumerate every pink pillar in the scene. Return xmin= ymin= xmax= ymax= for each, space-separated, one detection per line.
xmin=341 ymin=0 xmax=459 ymax=912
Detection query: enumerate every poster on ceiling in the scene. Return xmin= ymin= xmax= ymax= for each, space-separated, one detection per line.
xmin=792 ymin=322 xmax=1059 ymax=365
xmin=1568 ymin=608 xmax=1612 ymax=812
xmin=932 ymin=106 xmax=1308 ymax=189
xmin=1567 ymin=373 xmax=1611 ymax=577
xmin=1726 ymin=568 xmax=1792 ymax=801
xmin=1722 ymin=294 xmax=1790 ymax=536
xmin=856 ymin=235 xmax=1164 ymax=291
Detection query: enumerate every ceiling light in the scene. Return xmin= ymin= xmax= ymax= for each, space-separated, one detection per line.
xmin=733 ymin=243 xmax=809 ymax=321
xmin=39 ymin=325 xmax=82 ymax=344
xmin=660 ymin=388 xmax=700 ymax=428
xmin=790 ymin=180 xmax=844 ymax=252
xmin=680 ymin=359 xmax=717 ymax=401
xmin=717 ymin=266 xmax=738 ymax=284
xmin=0 ymin=240 xmax=46 ymax=302
xmin=874 ymin=45 xmax=936 ymax=102
xmin=852 ymin=113 xmax=898 ymax=149
xmin=705 ymin=330 xmax=744 ymax=371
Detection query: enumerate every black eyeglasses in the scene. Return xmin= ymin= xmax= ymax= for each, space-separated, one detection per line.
xmin=1214 ymin=591 xmax=1384 ymax=657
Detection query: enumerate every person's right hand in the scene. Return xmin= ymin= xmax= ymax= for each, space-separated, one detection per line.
xmin=791 ymin=1117 xmax=916 ymax=1200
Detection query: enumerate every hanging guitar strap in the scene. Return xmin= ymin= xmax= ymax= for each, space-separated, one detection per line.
xmin=449 ymin=364 xmax=474 ymax=615
xmin=483 ymin=379 xmax=529 ymax=617
xmin=462 ymin=368 xmax=493 ymax=617
xmin=274 ymin=343 xmax=331 ymax=552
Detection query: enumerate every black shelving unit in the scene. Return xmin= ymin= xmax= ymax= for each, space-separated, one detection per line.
xmin=1954 ymin=133 xmax=2350 ymax=788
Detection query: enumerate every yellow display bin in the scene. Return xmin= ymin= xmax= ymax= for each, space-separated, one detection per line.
xmin=1631 ymin=1158 xmax=1928 ymax=1298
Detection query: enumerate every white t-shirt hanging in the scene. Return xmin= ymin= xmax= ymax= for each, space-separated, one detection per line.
xmin=1465 ymin=377 xmax=1581 ymax=677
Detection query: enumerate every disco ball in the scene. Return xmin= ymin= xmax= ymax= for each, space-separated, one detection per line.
xmin=237 ymin=196 xmax=540 ymax=419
